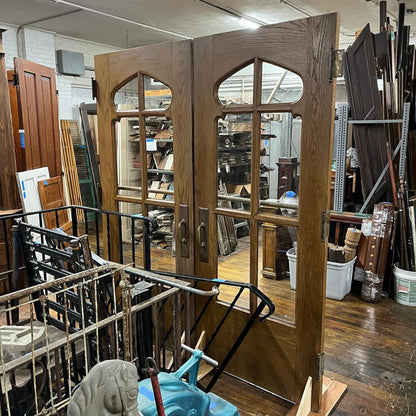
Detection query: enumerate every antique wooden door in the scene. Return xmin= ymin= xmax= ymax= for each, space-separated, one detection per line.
xmin=95 ymin=40 xmax=194 ymax=274
xmin=13 ymin=58 xmax=61 ymax=178
xmin=193 ymin=14 xmax=338 ymax=409
xmin=96 ymin=13 xmax=338 ymax=411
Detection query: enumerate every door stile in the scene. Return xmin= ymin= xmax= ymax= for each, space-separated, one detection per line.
xmin=295 ymin=13 xmax=339 ymax=410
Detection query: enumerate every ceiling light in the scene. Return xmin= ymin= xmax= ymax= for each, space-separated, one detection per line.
xmin=238 ymin=17 xmax=260 ymax=30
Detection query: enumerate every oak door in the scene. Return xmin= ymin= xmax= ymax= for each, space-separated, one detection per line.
xmin=96 ymin=13 xmax=338 ymax=410
xmin=95 ymin=40 xmax=194 ymax=274
xmin=193 ymin=14 xmax=338 ymax=409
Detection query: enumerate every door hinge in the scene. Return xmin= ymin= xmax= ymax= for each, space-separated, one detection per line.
xmin=329 ymin=49 xmax=344 ymax=81
xmin=13 ymin=73 xmax=19 ymax=87
xmin=317 ymin=353 xmax=325 ymax=383
xmin=91 ymin=78 xmax=97 ymax=99
xmin=321 ymin=210 xmax=330 ymax=242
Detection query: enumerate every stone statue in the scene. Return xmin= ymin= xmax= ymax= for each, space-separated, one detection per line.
xmin=67 ymin=360 xmax=142 ymax=416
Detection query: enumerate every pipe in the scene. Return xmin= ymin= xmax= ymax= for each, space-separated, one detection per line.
xmin=53 ymin=0 xmax=192 ymax=39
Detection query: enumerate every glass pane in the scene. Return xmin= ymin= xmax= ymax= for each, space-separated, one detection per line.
xmin=143 ymin=75 xmax=172 ymax=110
xmin=217 ymin=214 xmax=250 ymax=309
xmin=258 ymin=221 xmax=297 ymax=323
xmin=145 ymin=117 xmax=174 ymax=201
xmin=148 ymin=205 xmax=176 ymax=272
xmin=261 ymin=62 xmax=303 ymax=104
xmin=259 ymin=113 xmax=301 ymax=219
xmin=218 ymin=64 xmax=254 ymax=105
xmin=114 ymin=77 xmax=139 ymax=109
xmin=116 ymin=117 xmax=142 ymax=198
xmin=217 ymin=114 xmax=252 ymax=210
xmin=118 ymin=202 xmax=144 ymax=268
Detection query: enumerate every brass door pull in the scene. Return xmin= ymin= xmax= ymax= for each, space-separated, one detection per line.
xmin=197 ymin=222 xmax=207 ymax=248
xmin=178 ymin=219 xmax=187 ymax=244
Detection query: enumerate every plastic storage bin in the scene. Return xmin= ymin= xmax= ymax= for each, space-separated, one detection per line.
xmin=286 ymin=248 xmax=356 ymax=300
xmin=393 ymin=264 xmax=416 ymax=306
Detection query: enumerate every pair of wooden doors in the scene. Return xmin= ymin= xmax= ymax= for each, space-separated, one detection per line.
xmin=96 ymin=13 xmax=338 ymax=410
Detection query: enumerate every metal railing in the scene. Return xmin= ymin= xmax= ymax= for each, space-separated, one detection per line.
xmin=0 ymin=205 xmax=275 ymax=415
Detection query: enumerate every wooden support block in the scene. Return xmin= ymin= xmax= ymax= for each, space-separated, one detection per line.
xmin=286 ymin=376 xmax=347 ymax=416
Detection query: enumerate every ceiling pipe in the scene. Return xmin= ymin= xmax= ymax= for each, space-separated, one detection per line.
xmin=52 ymin=0 xmax=192 ymax=39
xmin=194 ymin=0 xmax=266 ymax=27
xmin=16 ymin=9 xmax=82 ymax=57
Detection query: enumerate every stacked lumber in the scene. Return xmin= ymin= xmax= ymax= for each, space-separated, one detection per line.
xmin=60 ymin=119 xmax=83 ymax=223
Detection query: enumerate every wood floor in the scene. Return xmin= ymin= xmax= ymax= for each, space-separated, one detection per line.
xmin=215 ymin=238 xmax=416 ymax=416
xmin=82 ymin=226 xmax=416 ymax=415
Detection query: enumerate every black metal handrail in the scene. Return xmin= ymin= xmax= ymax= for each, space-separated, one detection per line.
xmin=136 ymin=269 xmax=275 ymax=392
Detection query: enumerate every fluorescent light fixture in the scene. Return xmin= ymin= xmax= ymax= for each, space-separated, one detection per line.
xmin=238 ymin=17 xmax=260 ymax=30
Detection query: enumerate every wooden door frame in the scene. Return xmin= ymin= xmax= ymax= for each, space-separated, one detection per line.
xmin=95 ymin=40 xmax=194 ymax=274
xmin=193 ymin=14 xmax=339 ymax=410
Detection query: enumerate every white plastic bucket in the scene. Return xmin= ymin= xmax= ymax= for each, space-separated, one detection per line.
xmin=393 ymin=264 xmax=416 ymax=306
xmin=286 ymin=248 xmax=356 ymax=300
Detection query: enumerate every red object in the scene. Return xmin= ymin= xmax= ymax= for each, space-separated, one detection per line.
xmin=148 ymin=367 xmax=166 ymax=416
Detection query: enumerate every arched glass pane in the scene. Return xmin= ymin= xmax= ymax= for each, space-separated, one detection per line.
xmin=143 ymin=75 xmax=172 ymax=110
xmin=261 ymin=62 xmax=303 ymax=104
xmin=218 ymin=64 xmax=254 ymax=105
xmin=114 ymin=77 xmax=139 ymax=110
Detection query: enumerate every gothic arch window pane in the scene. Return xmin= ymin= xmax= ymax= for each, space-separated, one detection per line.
xmin=218 ymin=64 xmax=254 ymax=105
xmin=261 ymin=62 xmax=303 ymax=104
xmin=143 ymin=75 xmax=172 ymax=110
xmin=114 ymin=77 xmax=139 ymax=110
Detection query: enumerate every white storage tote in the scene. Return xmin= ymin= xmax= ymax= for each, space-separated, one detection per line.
xmin=286 ymin=248 xmax=356 ymax=300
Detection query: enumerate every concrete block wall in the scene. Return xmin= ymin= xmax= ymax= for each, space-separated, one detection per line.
xmin=55 ymin=35 xmax=120 ymax=120
xmin=0 ymin=22 xmax=120 ymax=122
xmin=21 ymin=28 xmax=56 ymax=68
xmin=1 ymin=24 xmax=18 ymax=69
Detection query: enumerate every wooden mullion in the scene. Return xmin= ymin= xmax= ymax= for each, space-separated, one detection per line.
xmin=248 ymin=58 xmax=262 ymax=313
xmin=251 ymin=57 xmax=262 ymax=217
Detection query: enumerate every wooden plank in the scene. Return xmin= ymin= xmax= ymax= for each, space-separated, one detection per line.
xmin=14 ymin=58 xmax=61 ymax=178
xmin=37 ymin=176 xmax=72 ymax=233
xmin=286 ymin=377 xmax=347 ymax=416
xmin=0 ymin=31 xmax=20 ymax=210
xmin=60 ymin=119 xmax=83 ymax=223
xmin=296 ymin=376 xmax=312 ymax=416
